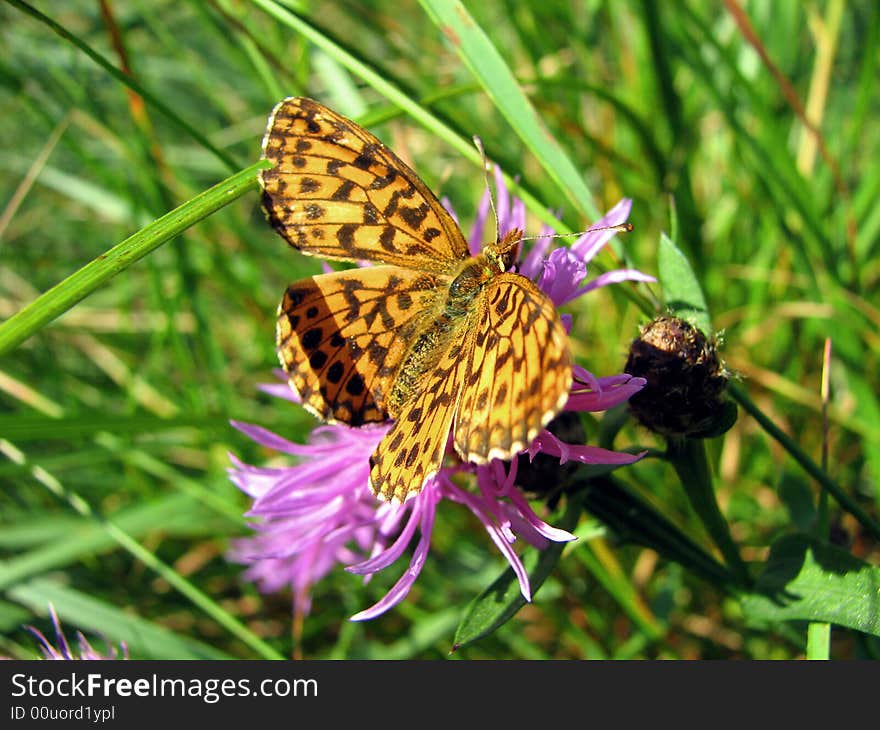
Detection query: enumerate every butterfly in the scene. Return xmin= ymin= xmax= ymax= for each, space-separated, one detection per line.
xmin=259 ymin=97 xmax=572 ymax=503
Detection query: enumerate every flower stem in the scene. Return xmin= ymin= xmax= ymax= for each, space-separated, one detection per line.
xmin=667 ymin=437 xmax=752 ymax=588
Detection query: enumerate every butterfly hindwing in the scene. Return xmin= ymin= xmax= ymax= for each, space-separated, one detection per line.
xmin=277 ymin=265 xmax=447 ymax=426
xmin=368 ymin=318 xmax=477 ymax=503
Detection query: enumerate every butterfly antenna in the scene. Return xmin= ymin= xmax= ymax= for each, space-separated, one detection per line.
xmin=519 ymin=222 xmax=634 ymax=243
xmin=473 ymin=135 xmax=501 ymax=243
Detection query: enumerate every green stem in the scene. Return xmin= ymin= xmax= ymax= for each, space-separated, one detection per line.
xmin=585 ymin=476 xmax=736 ymax=590
xmin=667 ymin=437 xmax=752 ymax=588
xmin=0 ymin=162 xmax=267 ymax=357
xmin=731 ymin=383 xmax=880 ymax=542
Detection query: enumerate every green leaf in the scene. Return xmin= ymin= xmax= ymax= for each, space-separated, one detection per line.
xmin=742 ymin=534 xmax=880 ymax=637
xmin=658 ymin=232 xmax=711 ymax=333
xmin=418 ymin=0 xmax=599 ymax=219
xmin=453 ymin=494 xmax=582 ymax=650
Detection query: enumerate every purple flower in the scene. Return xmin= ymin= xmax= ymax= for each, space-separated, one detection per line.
xmin=229 ymin=168 xmax=653 ymax=621
xmin=23 ymin=605 xmax=128 ymax=660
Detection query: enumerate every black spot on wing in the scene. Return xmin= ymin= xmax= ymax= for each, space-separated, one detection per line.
xmin=353 ymin=143 xmax=379 ymax=171
xmin=302 ymin=327 xmax=322 ymax=350
xmin=346 ymin=373 xmax=366 ymax=396
xmin=399 ymin=202 xmax=430 ymax=230
xmin=326 ymin=361 xmax=344 ymax=384
xmin=331 ymin=180 xmax=356 ymax=201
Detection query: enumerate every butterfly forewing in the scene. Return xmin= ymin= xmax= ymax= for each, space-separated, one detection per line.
xmin=260 ymin=97 xmax=469 ymax=271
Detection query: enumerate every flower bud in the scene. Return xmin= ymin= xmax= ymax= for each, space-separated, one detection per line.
xmin=624 ymin=316 xmax=733 ymax=438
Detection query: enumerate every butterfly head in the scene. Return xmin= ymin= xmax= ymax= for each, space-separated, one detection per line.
xmin=486 ymin=228 xmax=523 ymax=273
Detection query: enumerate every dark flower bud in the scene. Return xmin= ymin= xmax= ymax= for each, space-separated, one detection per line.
xmin=624 ymin=316 xmax=734 ymax=438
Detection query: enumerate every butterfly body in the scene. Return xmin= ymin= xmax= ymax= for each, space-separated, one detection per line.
xmin=389 ymin=228 xmax=522 ymax=410
xmin=261 ymin=97 xmax=572 ymax=503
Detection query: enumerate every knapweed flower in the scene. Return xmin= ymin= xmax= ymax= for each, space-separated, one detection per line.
xmin=23 ymin=605 xmax=128 ymax=660
xmin=229 ymin=168 xmax=653 ymax=621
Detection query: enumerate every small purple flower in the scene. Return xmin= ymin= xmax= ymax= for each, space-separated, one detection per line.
xmin=230 ymin=168 xmax=653 ymax=621
xmin=23 ymin=606 xmax=128 ymax=660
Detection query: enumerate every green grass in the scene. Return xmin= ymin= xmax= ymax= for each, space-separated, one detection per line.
xmin=0 ymin=0 xmax=878 ymax=659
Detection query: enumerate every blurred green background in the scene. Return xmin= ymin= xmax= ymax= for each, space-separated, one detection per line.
xmin=0 ymin=0 xmax=877 ymax=659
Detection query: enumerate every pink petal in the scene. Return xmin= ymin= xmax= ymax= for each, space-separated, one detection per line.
xmin=566 ymin=375 xmax=646 ymax=412
xmin=518 ymin=222 xmax=556 ymax=279
xmin=561 ymin=268 xmax=656 ymax=304
xmin=346 ymin=498 xmax=421 ymax=575
xmin=454 ymin=488 xmax=532 ymax=601
xmin=350 ymin=490 xmax=440 ymax=620
xmin=257 ymin=382 xmax=301 ymax=403
xmin=501 ymin=487 xmax=576 ymax=544
xmin=530 ymin=429 xmax=645 ymax=466
xmin=469 ymin=188 xmax=491 ymax=255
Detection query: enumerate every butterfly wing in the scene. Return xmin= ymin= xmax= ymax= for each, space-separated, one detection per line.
xmin=368 ymin=320 xmax=476 ymax=503
xmin=277 ymin=265 xmax=446 ymax=426
xmin=453 ymin=273 xmax=572 ymax=463
xmin=260 ymin=97 xmax=469 ymax=271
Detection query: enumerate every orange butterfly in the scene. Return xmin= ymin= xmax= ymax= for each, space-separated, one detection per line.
xmin=259 ymin=97 xmax=572 ymax=503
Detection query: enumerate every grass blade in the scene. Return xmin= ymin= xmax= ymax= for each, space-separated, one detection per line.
xmin=418 ymin=0 xmax=599 ymax=219
xmin=0 ymin=161 xmax=267 ymax=356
